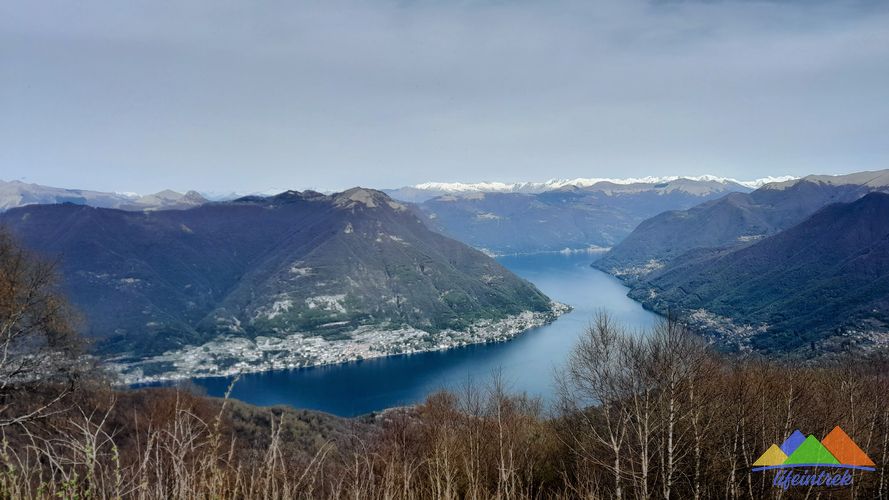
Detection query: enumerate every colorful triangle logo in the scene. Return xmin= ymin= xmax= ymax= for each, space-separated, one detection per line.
xmin=752 ymin=444 xmax=788 ymax=466
xmin=752 ymin=426 xmax=876 ymax=472
xmin=821 ymin=426 xmax=875 ymax=467
xmin=783 ymin=435 xmax=839 ymax=465
xmin=779 ymin=430 xmax=806 ymax=456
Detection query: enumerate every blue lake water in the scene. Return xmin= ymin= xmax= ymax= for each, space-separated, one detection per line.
xmin=189 ymin=253 xmax=660 ymax=416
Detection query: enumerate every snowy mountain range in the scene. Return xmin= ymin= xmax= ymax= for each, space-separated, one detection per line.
xmin=405 ymin=177 xmax=757 ymax=255
xmin=418 ymin=175 xmax=794 ymax=191
xmin=385 ymin=175 xmax=796 ymax=202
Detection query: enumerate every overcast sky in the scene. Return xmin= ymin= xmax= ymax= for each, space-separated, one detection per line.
xmin=2 ymin=0 xmax=888 ymax=194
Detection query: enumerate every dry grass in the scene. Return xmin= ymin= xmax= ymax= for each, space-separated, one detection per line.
xmin=2 ymin=317 xmax=889 ymax=499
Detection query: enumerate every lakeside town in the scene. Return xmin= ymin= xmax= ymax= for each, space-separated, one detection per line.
xmin=115 ymin=302 xmax=571 ymax=384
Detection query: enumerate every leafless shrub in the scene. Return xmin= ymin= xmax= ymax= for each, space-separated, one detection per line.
xmin=0 ymin=229 xmax=89 ymax=428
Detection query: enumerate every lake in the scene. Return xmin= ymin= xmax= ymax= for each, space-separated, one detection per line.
xmin=189 ymin=253 xmax=660 ymax=416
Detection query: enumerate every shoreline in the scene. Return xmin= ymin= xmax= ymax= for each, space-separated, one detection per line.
xmin=115 ymin=302 xmax=572 ymax=385
xmin=482 ymin=246 xmax=610 ymax=258
xmin=604 ymin=265 xmax=889 ymax=358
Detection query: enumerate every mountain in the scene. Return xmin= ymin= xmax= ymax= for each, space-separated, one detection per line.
xmin=0 ymin=188 xmax=561 ymax=381
xmin=409 ymin=178 xmax=753 ymax=255
xmin=384 ymin=175 xmax=792 ymax=203
xmin=0 ymin=179 xmax=208 ymax=211
xmin=627 ymin=192 xmax=889 ymax=355
xmin=123 ymin=189 xmax=209 ymax=210
xmin=596 ymin=170 xmax=889 ymax=276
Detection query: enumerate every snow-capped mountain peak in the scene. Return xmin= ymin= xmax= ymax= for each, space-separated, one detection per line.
xmin=412 ymin=175 xmax=796 ymax=194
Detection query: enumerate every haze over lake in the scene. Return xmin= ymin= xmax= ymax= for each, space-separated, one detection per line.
xmin=188 ymin=253 xmax=660 ymax=416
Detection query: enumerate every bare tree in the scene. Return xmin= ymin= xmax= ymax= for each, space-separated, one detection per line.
xmin=0 ymin=229 xmax=84 ymax=427
xmin=620 ymin=334 xmax=656 ymax=499
xmin=646 ymin=317 xmax=708 ymax=500
xmin=556 ymin=311 xmax=631 ymax=499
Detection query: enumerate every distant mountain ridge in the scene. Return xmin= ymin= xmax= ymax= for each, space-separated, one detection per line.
xmin=407 ymin=178 xmax=755 ymax=255
xmin=590 ymin=169 xmax=889 ymax=357
xmin=1 ymin=188 xmax=560 ymax=381
xmin=627 ymin=192 xmax=889 ymax=355
xmin=0 ymin=179 xmax=207 ymax=212
xmin=596 ymin=170 xmax=889 ymax=275
xmin=386 ymin=175 xmax=795 ymax=202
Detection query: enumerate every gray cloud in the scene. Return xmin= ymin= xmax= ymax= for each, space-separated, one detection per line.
xmin=2 ymin=0 xmax=888 ymax=193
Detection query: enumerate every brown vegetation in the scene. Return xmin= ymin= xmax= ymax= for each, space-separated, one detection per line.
xmin=0 ymin=230 xmax=87 ymax=429
xmin=2 ymin=314 xmax=887 ymax=499
xmin=2 ymin=229 xmax=889 ymax=498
